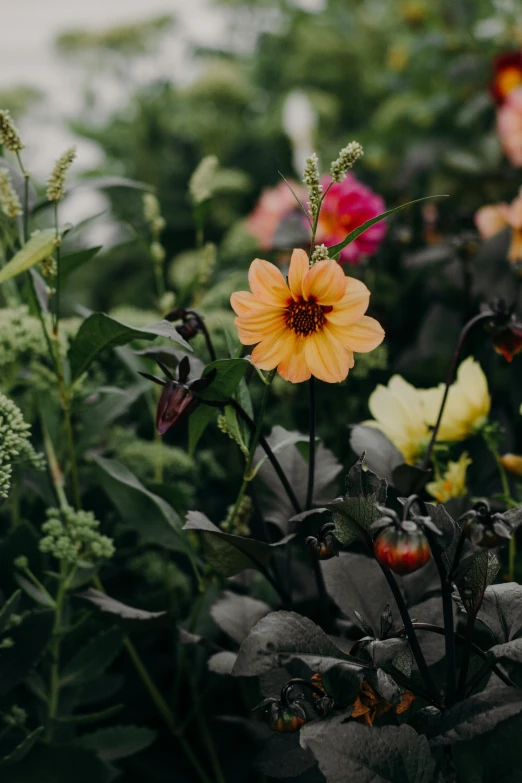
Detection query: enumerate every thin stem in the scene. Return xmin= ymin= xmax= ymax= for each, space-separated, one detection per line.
xmin=379 ymin=564 xmax=441 ymax=704
xmin=483 ymin=432 xmax=518 ymax=579
xmin=456 ymin=613 xmax=476 ymax=699
xmin=421 ymin=310 xmax=494 ymax=471
xmin=306 ymin=376 xmax=316 ymax=510
xmin=45 ymin=565 xmax=69 ymax=741
xmin=53 ymin=201 xmax=61 ymax=333
xmin=229 ymin=399 xmax=301 ymax=515
xmin=309 ymin=181 xmax=333 ymax=256
xmin=15 ymin=152 xmax=29 ymax=243
xmin=185 ymin=310 xmax=216 ymax=362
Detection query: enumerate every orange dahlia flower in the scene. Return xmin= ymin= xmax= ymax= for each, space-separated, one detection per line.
xmin=230 ymin=249 xmax=384 ymax=384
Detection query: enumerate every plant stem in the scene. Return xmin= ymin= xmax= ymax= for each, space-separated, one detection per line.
xmin=483 ymin=432 xmax=518 ymax=579
xmin=456 ymin=613 xmax=476 ymax=699
xmin=185 ymin=309 xmax=216 ymax=362
xmin=306 ymin=376 xmax=316 ymax=510
xmin=309 ymin=181 xmax=333 ymax=256
xmin=15 ymin=152 xmax=29 ymax=243
xmin=421 ymin=310 xmax=494 ymax=471
xmin=379 ymin=564 xmax=441 ymax=705
xmin=53 ymin=201 xmax=61 ymax=332
xmin=45 ymin=566 xmax=68 ymax=741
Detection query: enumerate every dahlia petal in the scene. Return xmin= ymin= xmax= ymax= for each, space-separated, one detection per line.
xmin=304 ymin=329 xmax=351 ymax=383
xmin=288 ymin=248 xmax=310 ymax=300
xmin=251 ymin=327 xmax=294 ymax=370
xmin=328 ymin=315 xmax=385 ymax=353
xmin=234 ymin=308 xmax=287 ymax=345
xmin=325 ymin=277 xmax=370 ymax=326
xmin=277 ymin=335 xmax=311 ymax=383
xmin=302 ymin=259 xmax=347 ymax=305
xmin=248 ymin=258 xmax=292 ymax=307
xmin=230 ymin=290 xmax=270 ymax=316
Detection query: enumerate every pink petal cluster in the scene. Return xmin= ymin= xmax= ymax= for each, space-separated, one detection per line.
xmin=497 ymin=86 xmax=522 ymax=167
xmin=247 ymin=179 xmax=307 ymax=251
xmin=315 ymin=174 xmax=387 ymax=264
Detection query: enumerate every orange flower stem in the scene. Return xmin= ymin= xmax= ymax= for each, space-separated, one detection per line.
xmin=306 ymin=377 xmax=316 ymax=510
xmin=421 ymin=310 xmax=495 ymax=471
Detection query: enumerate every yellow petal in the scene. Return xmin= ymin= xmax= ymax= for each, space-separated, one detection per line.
xmin=248 ymin=258 xmax=292 ymax=307
xmin=304 ymin=329 xmax=351 ymax=383
xmin=288 ymin=248 xmax=310 ymax=300
xmin=230 ymin=290 xmax=272 ymax=316
xmin=251 ymin=327 xmax=294 ymax=370
xmin=328 ymin=315 xmax=384 ymax=353
xmin=277 ymin=334 xmax=312 ymax=383
xmin=325 ymin=277 xmax=370 ymax=326
xmin=302 ymin=259 xmax=347 ymax=305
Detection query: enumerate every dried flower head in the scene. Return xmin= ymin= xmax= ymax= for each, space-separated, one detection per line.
xmin=0 ymin=110 xmax=24 ymax=153
xmin=189 ymin=155 xmax=218 ymax=205
xmin=0 ymin=168 xmax=22 ymax=219
xmin=46 ymin=146 xmax=76 ymax=202
xmin=303 ymin=152 xmax=322 ymax=219
xmin=330 ymin=141 xmax=364 ymax=183
xmin=0 ymin=393 xmax=44 ymax=499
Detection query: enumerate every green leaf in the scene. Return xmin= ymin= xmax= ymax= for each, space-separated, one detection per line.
xmin=195 ymin=358 xmax=250 ymax=402
xmin=455 ymin=551 xmax=500 ymax=617
xmin=0 ymin=727 xmax=44 ymax=767
xmin=188 ymin=405 xmax=218 ymax=456
xmin=76 ymin=588 xmax=167 ymax=622
xmin=55 ymin=704 xmax=124 ymax=725
xmin=350 ymin=425 xmax=403 ymax=485
xmin=210 ymin=591 xmax=270 ymax=644
xmin=1 ymin=745 xmax=112 ymax=783
xmin=474 ymin=583 xmax=522 ymax=643
xmin=68 ymin=314 xmax=191 ymax=382
xmin=14 ymin=575 xmax=54 ymax=608
xmin=327 ymin=455 xmax=387 ymax=546
xmin=328 ymin=196 xmax=448 ymax=259
xmin=232 ymin=610 xmax=365 ymax=677
xmin=72 ymin=175 xmax=153 ymax=192
xmin=0 ymin=610 xmax=54 ymax=697
xmin=300 ymin=716 xmax=436 ymax=782
xmin=453 ymin=711 xmax=522 ymax=783
xmin=59 ymin=246 xmax=102 ymax=281
xmin=91 ymin=454 xmax=186 ymax=552
xmin=60 ymin=627 xmax=123 ymax=687
xmin=184 ymin=511 xmax=275 ymax=578
xmin=0 ymin=590 xmax=22 ymax=633
xmin=0 ymin=229 xmax=56 ymax=284
xmin=74 ymin=725 xmax=157 ymax=762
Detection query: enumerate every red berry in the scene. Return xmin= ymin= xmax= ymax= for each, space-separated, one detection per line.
xmin=374 ymin=527 xmax=431 ymax=575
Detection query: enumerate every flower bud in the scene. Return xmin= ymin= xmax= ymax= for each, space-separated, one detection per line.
xmin=500 ymin=453 xmax=522 ymax=478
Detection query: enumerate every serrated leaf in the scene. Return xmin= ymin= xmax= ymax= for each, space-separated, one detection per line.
xmin=76 ymin=588 xmax=167 ymax=622
xmin=60 ymin=627 xmax=123 ymax=687
xmin=300 ymin=716 xmax=436 ymax=783
xmin=0 ymin=229 xmax=56 ymax=284
xmin=183 ymin=511 xmax=274 ymax=577
xmin=74 ymin=725 xmax=156 ymax=761
xmin=328 ymin=196 xmax=447 ymax=259
xmin=232 ymin=611 xmax=365 ymax=677
xmin=350 ymin=425 xmax=403 ymax=485
xmin=68 ymin=314 xmax=191 ymax=381
xmin=392 ymin=644 xmax=414 ymax=677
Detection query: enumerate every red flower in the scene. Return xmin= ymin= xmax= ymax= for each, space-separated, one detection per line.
xmin=491 ymin=51 xmax=522 ymax=105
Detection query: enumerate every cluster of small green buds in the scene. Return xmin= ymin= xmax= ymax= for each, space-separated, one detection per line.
xmin=13 ymin=555 xmax=28 ymax=570
xmin=0 ymin=637 xmax=14 ymax=650
xmin=189 ymin=155 xmax=218 ymax=205
xmin=0 ymin=110 xmax=24 ymax=153
xmin=39 ymin=506 xmax=114 ymax=565
xmin=303 ymin=153 xmax=322 ymax=220
xmin=0 ymin=394 xmax=45 ymax=499
xmin=222 ymin=495 xmax=253 ymax=537
xmin=330 ymin=141 xmax=364 ymax=183
xmin=150 ymin=241 xmax=166 ymax=264
xmin=46 ymin=146 xmax=76 ymax=202
xmin=0 ymin=168 xmax=22 ymax=219
xmin=143 ymin=193 xmax=166 ymax=236
xmin=310 ymin=244 xmax=330 ymax=265
xmin=198 ymin=242 xmax=216 ymax=286
xmin=39 ymin=256 xmax=58 ymax=279
xmin=2 ymin=705 xmax=27 ymax=728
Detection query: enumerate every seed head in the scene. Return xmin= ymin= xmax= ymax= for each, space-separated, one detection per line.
xmin=46 ymin=146 xmax=76 ymax=202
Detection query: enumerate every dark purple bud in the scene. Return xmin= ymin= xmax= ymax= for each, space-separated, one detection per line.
xmin=156 ymin=381 xmax=198 ymax=436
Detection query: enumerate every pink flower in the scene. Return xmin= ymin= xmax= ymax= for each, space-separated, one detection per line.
xmin=315 ymin=174 xmax=387 ymax=264
xmin=475 ymin=187 xmax=522 ymax=269
xmin=497 ymin=86 xmax=522 ymax=167
xmin=247 ymin=180 xmax=307 ymax=251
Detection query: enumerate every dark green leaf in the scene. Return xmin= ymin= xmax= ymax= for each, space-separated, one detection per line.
xmin=74 ymin=725 xmax=157 ymax=761
xmin=0 ymin=727 xmax=44 ymax=767
xmin=0 ymin=591 xmax=22 ymax=633
xmin=392 ymin=464 xmax=432 ymax=496
xmin=1 ymin=745 xmax=112 ymax=783
xmin=188 ymin=405 xmax=218 ymax=455
xmin=210 ymin=591 xmax=270 ymax=644
xmin=232 ymin=611 xmax=364 ymax=677
xmin=68 ymin=314 xmax=191 ymax=381
xmin=322 ymin=662 xmax=365 ymax=707
xmin=76 ymin=588 xmax=167 ymax=622
xmin=196 ymin=358 xmax=250 ymax=402
xmin=255 ymin=733 xmax=316 ymax=779
xmin=0 ymin=610 xmax=54 ymax=697
xmin=300 ymin=716 xmax=436 ymax=782
xmin=60 ymin=246 xmax=102 ymax=281
xmin=61 ymin=627 xmax=123 ymax=687
xmin=92 ymin=454 xmax=186 ymax=552
xmin=453 ymin=710 xmax=522 ymax=783
xmin=184 ymin=511 xmax=274 ymax=577
xmin=55 ymin=704 xmax=124 ymax=725
xmin=15 ymin=575 xmax=54 ymax=607
xmin=328 ymin=196 xmax=447 ymax=259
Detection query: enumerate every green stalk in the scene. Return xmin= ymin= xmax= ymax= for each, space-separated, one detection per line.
xmin=484 ymin=433 xmax=518 ymax=579
xmin=45 ymin=565 xmax=70 ymax=741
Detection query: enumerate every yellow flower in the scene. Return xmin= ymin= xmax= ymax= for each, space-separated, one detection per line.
xmin=230 ymin=249 xmax=384 ymax=384
xmin=426 ymin=452 xmax=472 ymax=504
xmin=421 ymin=357 xmax=490 ymax=442
xmin=365 ymin=375 xmax=431 ymax=464
xmin=500 ymin=453 xmax=522 ymax=478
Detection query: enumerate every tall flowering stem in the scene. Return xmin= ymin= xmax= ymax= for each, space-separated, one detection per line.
xmin=421 ymin=310 xmax=495 ymax=471
xmin=306 ymin=377 xmax=316 ymax=510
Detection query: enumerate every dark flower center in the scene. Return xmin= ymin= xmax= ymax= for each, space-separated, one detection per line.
xmin=286 ymin=299 xmax=328 ymax=336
